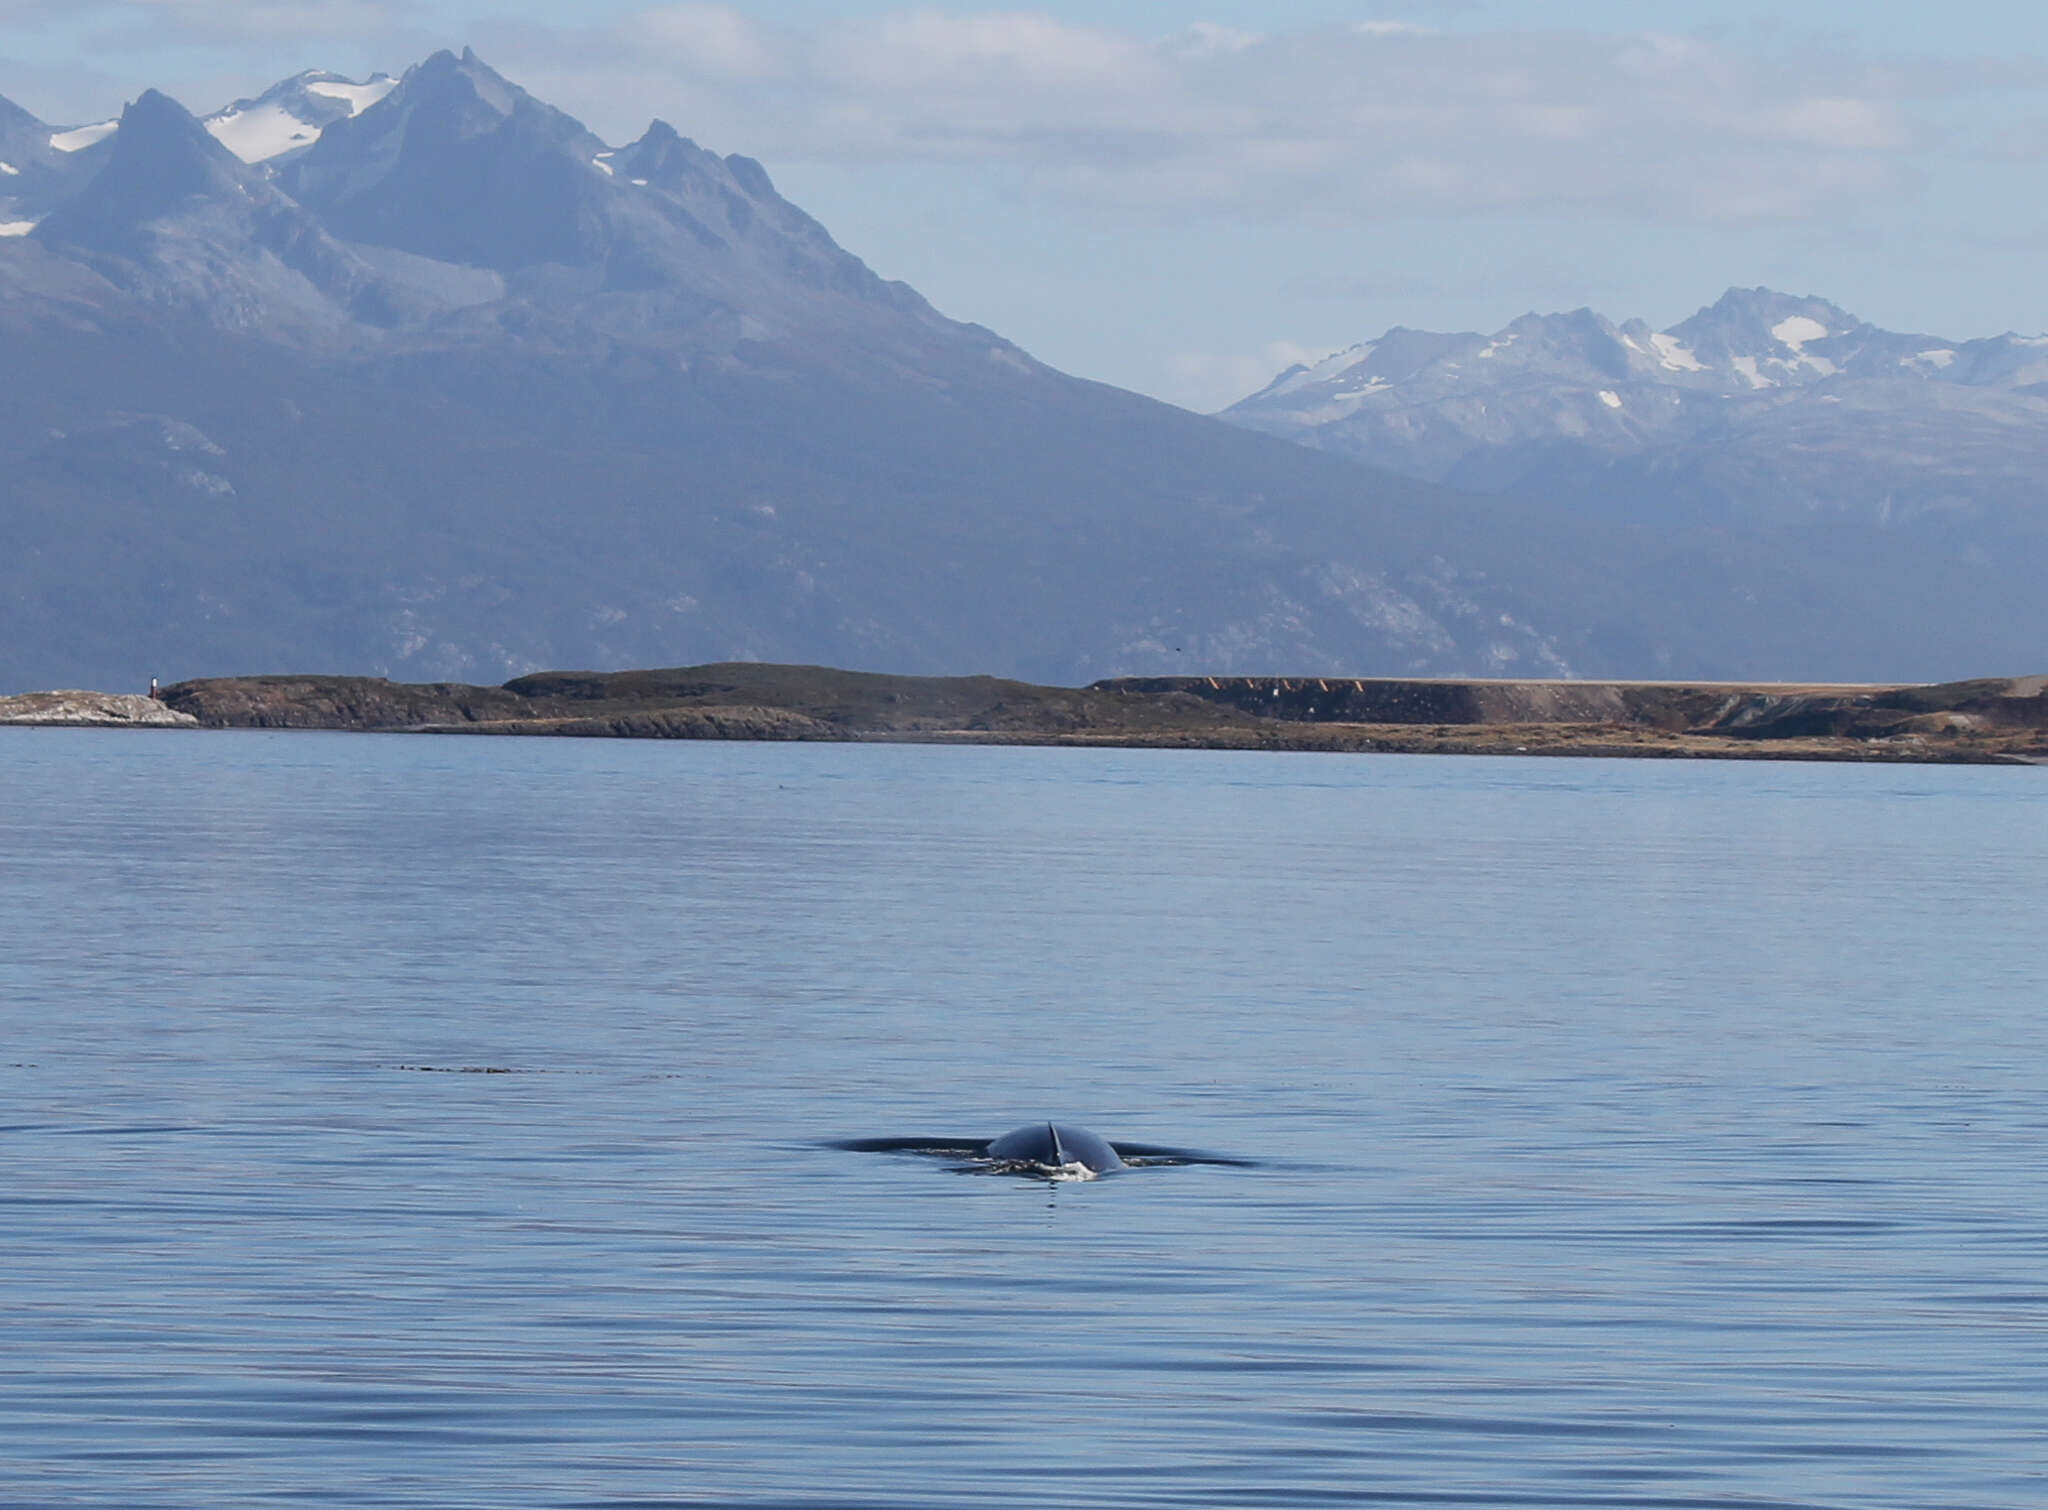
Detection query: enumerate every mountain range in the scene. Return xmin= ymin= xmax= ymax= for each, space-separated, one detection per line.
xmin=1 ymin=52 xmax=2043 ymax=692
xmin=1224 ymin=288 xmax=2048 ymax=540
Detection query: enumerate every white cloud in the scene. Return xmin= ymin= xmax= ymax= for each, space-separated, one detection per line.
xmin=480 ymin=11 xmax=1991 ymax=227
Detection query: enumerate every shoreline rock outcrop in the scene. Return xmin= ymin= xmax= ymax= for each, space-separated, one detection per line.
xmin=0 ymin=690 xmax=199 ymax=727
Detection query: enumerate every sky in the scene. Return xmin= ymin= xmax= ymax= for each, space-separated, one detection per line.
xmin=6 ymin=2 xmax=2048 ymax=409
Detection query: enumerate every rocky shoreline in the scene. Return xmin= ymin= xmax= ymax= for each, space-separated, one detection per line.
xmin=7 ymin=666 xmax=2045 ymax=764
xmin=0 ymin=690 xmax=199 ymax=728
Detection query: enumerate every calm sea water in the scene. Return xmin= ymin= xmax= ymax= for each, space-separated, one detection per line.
xmin=4 ymin=730 xmax=2046 ymax=1509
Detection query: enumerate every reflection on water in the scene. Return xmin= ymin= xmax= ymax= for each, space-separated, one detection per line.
xmin=4 ymin=730 xmax=2047 ymax=1508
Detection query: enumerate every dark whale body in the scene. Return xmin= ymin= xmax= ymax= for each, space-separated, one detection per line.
xmin=985 ymin=1122 xmax=1126 ymax=1173
xmin=826 ymin=1129 xmax=1252 ymax=1171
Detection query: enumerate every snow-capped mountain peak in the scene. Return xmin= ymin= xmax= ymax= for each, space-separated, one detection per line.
xmin=1235 ymin=288 xmax=1977 ymax=432
xmin=1653 ymin=287 xmax=1868 ymax=389
xmin=1221 ymin=285 xmax=2048 ymax=537
xmin=1 ymin=49 xmax=958 ymax=362
xmin=203 ymin=70 xmax=397 ymax=164
xmin=1226 ymin=288 xmax=2048 ymax=442
xmin=35 ymin=70 xmax=397 ymax=170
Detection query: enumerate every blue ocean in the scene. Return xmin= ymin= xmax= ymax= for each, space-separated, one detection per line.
xmin=4 ymin=730 xmax=2045 ymax=1508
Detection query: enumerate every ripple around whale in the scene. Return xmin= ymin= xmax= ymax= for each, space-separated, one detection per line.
xmin=826 ymin=1129 xmax=1256 ymax=1174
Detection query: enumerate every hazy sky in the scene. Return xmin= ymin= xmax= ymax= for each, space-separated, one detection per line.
xmin=7 ymin=2 xmax=2048 ymax=408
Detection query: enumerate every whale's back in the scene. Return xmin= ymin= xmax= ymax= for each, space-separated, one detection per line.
xmin=985 ymin=1122 xmax=1126 ymax=1173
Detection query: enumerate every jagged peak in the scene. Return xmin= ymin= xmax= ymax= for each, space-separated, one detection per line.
xmin=84 ymin=88 xmax=244 ymax=198
xmin=1500 ymin=307 xmax=1615 ymax=336
xmin=1680 ymin=286 xmax=1861 ymax=333
xmin=612 ymin=118 xmax=721 ymax=185
xmin=280 ymin=47 xmax=604 ymax=219
xmin=356 ymin=47 xmax=599 ymax=157
xmin=30 ymin=85 xmax=284 ymax=259
xmin=1710 ymin=284 xmax=1833 ymax=310
xmin=404 ymin=47 xmax=524 ymax=120
xmin=123 ymin=88 xmax=214 ymax=138
xmin=15 ymin=48 xmax=955 ymax=338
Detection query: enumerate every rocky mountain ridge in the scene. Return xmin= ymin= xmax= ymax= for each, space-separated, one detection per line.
xmin=3 ymin=51 xmax=1642 ymax=693
xmin=1223 ymin=288 xmax=2048 ymax=532
xmin=3 ymin=57 xmax=2045 ymax=692
xmin=5 ymin=51 xmax=968 ymax=367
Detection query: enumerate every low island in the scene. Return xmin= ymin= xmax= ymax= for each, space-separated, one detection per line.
xmin=0 ymin=664 xmax=2012 ymax=764
xmin=8 ymin=664 xmax=2046 ymax=762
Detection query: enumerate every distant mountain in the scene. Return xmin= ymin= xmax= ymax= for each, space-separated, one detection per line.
xmin=1222 ymin=288 xmax=2048 ymax=533
xmin=0 ymin=51 xmax=1652 ymax=692
xmin=1 ymin=59 xmax=2043 ymax=692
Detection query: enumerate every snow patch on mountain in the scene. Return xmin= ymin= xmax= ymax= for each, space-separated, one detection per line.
xmin=204 ymin=71 xmax=398 ymax=164
xmin=303 ymin=77 xmax=396 ymax=115
xmin=1647 ymin=334 xmax=1699 ymax=372
xmin=43 ymin=73 xmax=397 ymax=168
xmin=207 ymin=100 xmax=324 ymax=162
xmin=50 ymin=121 xmax=117 ymax=152
xmin=1771 ymin=315 xmax=1828 ymax=349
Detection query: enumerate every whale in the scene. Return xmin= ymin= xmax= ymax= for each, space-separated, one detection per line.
xmin=984 ymin=1121 xmax=1126 ymax=1174
xmin=827 ymin=1127 xmax=1251 ymax=1173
